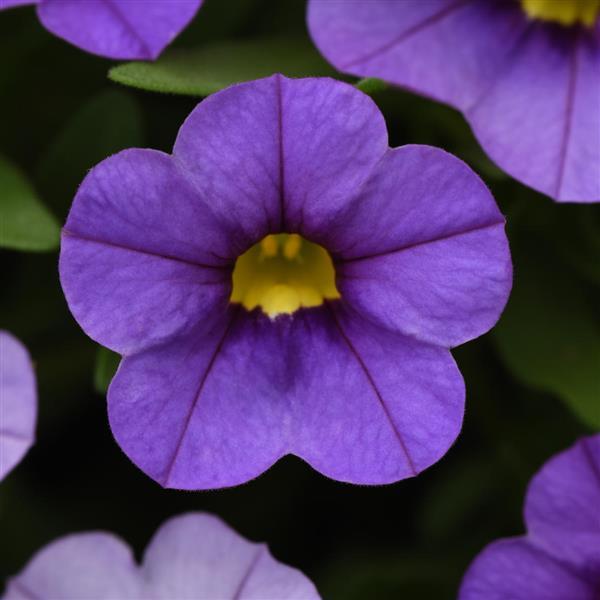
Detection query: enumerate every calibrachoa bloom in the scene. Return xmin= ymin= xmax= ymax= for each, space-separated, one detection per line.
xmin=308 ymin=0 xmax=600 ymax=203
xmin=3 ymin=512 xmax=320 ymax=599
xmin=460 ymin=434 xmax=600 ymax=599
xmin=59 ymin=75 xmax=511 ymax=490
xmin=0 ymin=331 xmax=36 ymax=481
xmin=0 ymin=0 xmax=203 ymax=60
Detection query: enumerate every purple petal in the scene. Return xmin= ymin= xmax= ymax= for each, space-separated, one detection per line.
xmin=59 ymin=149 xmax=231 ymax=355
xmin=468 ymin=26 xmax=600 ymax=202
xmin=173 ymin=75 xmax=388 ymax=242
xmin=277 ymin=76 xmax=388 ymax=237
xmin=0 ymin=0 xmax=38 ymax=10
xmin=173 ymin=77 xmax=283 ymax=249
xmin=141 ymin=513 xmax=320 ymax=599
xmin=459 ymin=538 xmax=597 ymax=600
xmin=36 ymin=0 xmax=202 ymax=60
xmin=307 ymin=0 xmax=600 ymax=202
xmin=291 ymin=305 xmax=465 ymax=483
xmin=109 ymin=305 xmax=463 ymax=489
xmin=307 ymin=0 xmax=527 ymax=110
xmin=330 ymin=146 xmax=510 ymax=347
xmin=4 ymin=533 xmax=141 ymax=599
xmin=107 ymin=308 xmax=289 ymax=489
xmin=524 ymin=435 xmax=600 ymax=575
xmin=5 ymin=513 xmax=319 ymax=599
xmin=0 ymin=331 xmax=36 ymax=481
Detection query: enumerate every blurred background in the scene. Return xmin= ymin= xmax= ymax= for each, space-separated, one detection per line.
xmin=1 ymin=0 xmax=598 ymax=598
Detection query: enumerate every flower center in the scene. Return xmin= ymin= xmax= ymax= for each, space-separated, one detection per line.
xmin=230 ymin=234 xmax=340 ymax=318
xmin=521 ymin=0 xmax=600 ymax=26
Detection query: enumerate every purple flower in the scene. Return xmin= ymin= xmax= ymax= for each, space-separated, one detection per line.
xmin=460 ymin=435 xmax=600 ymax=600
xmin=0 ymin=331 xmax=37 ymax=481
xmin=307 ymin=0 xmax=600 ymax=203
xmin=3 ymin=512 xmax=320 ymax=599
xmin=59 ymin=75 xmax=511 ymax=490
xmin=0 ymin=0 xmax=203 ymax=60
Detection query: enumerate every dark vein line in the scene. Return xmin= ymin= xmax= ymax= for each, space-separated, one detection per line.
xmin=327 ymin=304 xmax=417 ymax=476
xmin=341 ymin=0 xmax=474 ymax=70
xmin=161 ymin=309 xmax=240 ymax=486
xmin=555 ymin=35 xmax=580 ymax=198
xmin=8 ymin=580 xmax=43 ymax=600
xmin=103 ymin=0 xmax=153 ymax=58
xmin=335 ymin=220 xmax=504 ymax=265
xmin=465 ymin=21 xmax=534 ymax=113
xmin=275 ymin=74 xmax=286 ymax=229
xmin=62 ymin=229 xmax=231 ymax=271
xmin=0 ymin=429 xmax=32 ymax=442
xmin=231 ymin=546 xmax=266 ymax=600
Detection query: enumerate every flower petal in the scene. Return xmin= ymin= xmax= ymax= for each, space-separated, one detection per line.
xmin=524 ymin=435 xmax=600 ymax=575
xmin=331 ymin=146 xmax=511 ymax=347
xmin=468 ymin=26 xmax=600 ymax=202
xmin=107 ymin=308 xmax=289 ymax=489
xmin=109 ymin=304 xmax=463 ymax=489
xmin=307 ymin=0 xmax=527 ymax=109
xmin=36 ymin=0 xmax=202 ymax=60
xmin=141 ymin=513 xmax=320 ymax=599
xmin=173 ymin=75 xmax=388 ymax=241
xmin=4 ymin=533 xmax=141 ymax=600
xmin=290 ymin=305 xmax=464 ymax=483
xmin=60 ymin=149 xmax=231 ymax=355
xmin=277 ymin=76 xmax=388 ymax=237
xmin=308 ymin=0 xmax=600 ymax=203
xmin=0 ymin=0 xmax=38 ymax=10
xmin=459 ymin=538 xmax=597 ymax=600
xmin=0 ymin=331 xmax=36 ymax=481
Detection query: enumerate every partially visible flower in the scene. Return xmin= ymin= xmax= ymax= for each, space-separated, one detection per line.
xmin=60 ymin=75 xmax=511 ymax=490
xmin=459 ymin=435 xmax=600 ymax=600
xmin=0 ymin=0 xmax=203 ymax=60
xmin=307 ymin=0 xmax=600 ymax=203
xmin=0 ymin=331 xmax=36 ymax=481
xmin=3 ymin=512 xmax=320 ymax=599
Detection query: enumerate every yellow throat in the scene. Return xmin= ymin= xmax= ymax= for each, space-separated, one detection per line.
xmin=521 ymin=0 xmax=600 ymax=26
xmin=231 ymin=234 xmax=340 ymax=318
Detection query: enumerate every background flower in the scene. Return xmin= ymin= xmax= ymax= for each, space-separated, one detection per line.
xmin=3 ymin=512 xmax=320 ymax=599
xmin=307 ymin=0 xmax=600 ymax=203
xmin=0 ymin=331 xmax=37 ymax=481
xmin=0 ymin=0 xmax=203 ymax=60
xmin=59 ymin=75 xmax=511 ymax=490
xmin=459 ymin=435 xmax=600 ymax=599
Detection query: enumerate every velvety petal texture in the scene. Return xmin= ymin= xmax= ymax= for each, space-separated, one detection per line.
xmin=4 ymin=512 xmax=320 ymax=599
xmin=0 ymin=331 xmax=37 ymax=481
xmin=459 ymin=435 xmax=600 ymax=600
xmin=1 ymin=0 xmax=202 ymax=60
xmin=307 ymin=0 xmax=600 ymax=202
xmin=60 ymin=75 xmax=511 ymax=489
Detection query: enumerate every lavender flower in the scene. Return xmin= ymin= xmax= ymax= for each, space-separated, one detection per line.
xmin=0 ymin=0 xmax=202 ymax=60
xmin=308 ymin=0 xmax=600 ymax=203
xmin=3 ymin=512 xmax=320 ymax=599
xmin=59 ymin=75 xmax=512 ymax=490
xmin=0 ymin=331 xmax=36 ymax=481
xmin=460 ymin=435 xmax=600 ymax=599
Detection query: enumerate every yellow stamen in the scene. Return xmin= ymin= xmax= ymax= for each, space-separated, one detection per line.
xmin=231 ymin=234 xmax=340 ymax=318
xmin=521 ymin=0 xmax=600 ymax=27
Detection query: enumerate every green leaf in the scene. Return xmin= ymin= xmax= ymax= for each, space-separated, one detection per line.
xmin=36 ymin=89 xmax=144 ymax=219
xmin=355 ymin=77 xmax=388 ymax=95
xmin=0 ymin=156 xmax=60 ymax=252
xmin=108 ymin=37 xmax=336 ymax=96
xmin=94 ymin=346 xmax=121 ymax=395
xmin=493 ymin=241 xmax=600 ymax=428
